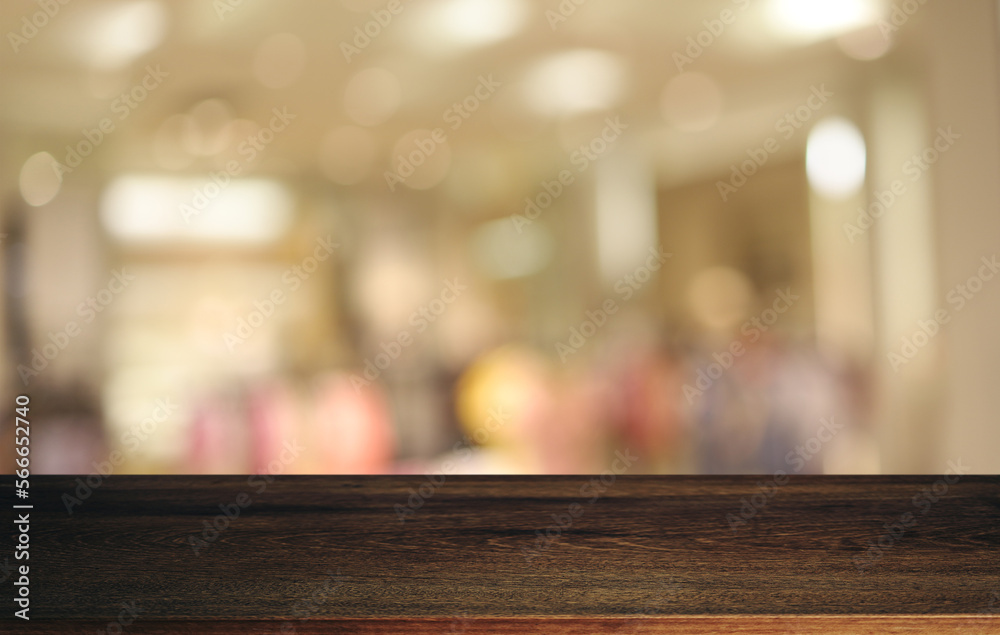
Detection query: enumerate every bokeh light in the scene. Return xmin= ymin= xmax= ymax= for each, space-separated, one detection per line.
xmin=19 ymin=152 xmax=62 ymax=207
xmin=806 ymin=117 xmax=867 ymax=199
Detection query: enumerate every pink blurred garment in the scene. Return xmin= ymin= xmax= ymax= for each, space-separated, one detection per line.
xmin=312 ymin=372 xmax=395 ymax=474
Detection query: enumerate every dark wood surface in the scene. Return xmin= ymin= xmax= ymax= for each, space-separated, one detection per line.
xmin=7 ymin=616 xmax=1000 ymax=634
xmin=2 ymin=476 xmax=999 ymax=633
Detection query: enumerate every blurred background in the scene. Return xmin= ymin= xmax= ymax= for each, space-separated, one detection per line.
xmin=2 ymin=0 xmax=998 ymax=475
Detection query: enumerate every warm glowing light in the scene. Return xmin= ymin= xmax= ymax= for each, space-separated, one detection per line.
xmin=836 ymin=24 xmax=893 ymax=60
xmin=76 ymin=0 xmax=168 ymax=69
xmin=455 ymin=345 xmax=552 ymax=449
xmin=351 ymin=245 xmax=434 ymax=335
xmin=101 ymin=175 xmax=293 ymax=244
xmin=522 ymin=49 xmax=626 ymax=116
xmin=767 ymin=0 xmax=881 ymax=40
xmin=413 ymin=0 xmax=528 ymax=54
xmin=807 ymin=117 xmax=867 ymax=199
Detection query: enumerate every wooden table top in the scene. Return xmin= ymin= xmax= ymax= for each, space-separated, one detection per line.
xmin=3 ymin=475 xmax=999 ymax=633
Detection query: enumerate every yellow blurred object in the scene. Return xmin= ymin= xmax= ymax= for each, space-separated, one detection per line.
xmin=455 ymin=345 xmax=554 ymax=455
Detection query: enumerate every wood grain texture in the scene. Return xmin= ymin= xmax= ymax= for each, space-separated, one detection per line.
xmin=7 ymin=616 xmax=1000 ymax=634
xmin=1 ymin=476 xmax=998 ymax=630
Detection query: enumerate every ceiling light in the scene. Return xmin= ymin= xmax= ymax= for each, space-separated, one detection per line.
xmin=101 ymin=175 xmax=293 ymax=244
xmin=806 ymin=117 xmax=867 ymax=199
xmin=766 ymin=0 xmax=881 ymax=41
xmin=522 ymin=49 xmax=626 ymax=117
xmin=413 ymin=0 xmax=528 ymax=54
xmin=76 ymin=0 xmax=168 ymax=70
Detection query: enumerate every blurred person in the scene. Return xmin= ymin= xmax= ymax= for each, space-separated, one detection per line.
xmin=247 ymin=376 xmax=304 ymax=475
xmin=685 ymin=342 xmax=772 ymax=474
xmin=760 ymin=341 xmax=844 ymax=473
xmin=601 ymin=338 xmax=688 ymax=474
xmin=681 ymin=266 xmax=843 ymax=473
xmin=683 ymin=267 xmax=770 ymax=473
xmin=311 ymin=371 xmax=395 ymax=474
xmin=186 ymin=385 xmax=251 ymax=474
xmin=539 ymin=364 xmax=612 ymax=473
xmin=816 ymin=355 xmax=881 ymax=474
xmin=684 ymin=327 xmax=844 ymax=474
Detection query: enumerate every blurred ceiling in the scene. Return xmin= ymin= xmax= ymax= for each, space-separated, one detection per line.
xmin=0 ymin=0 xmax=928 ymax=193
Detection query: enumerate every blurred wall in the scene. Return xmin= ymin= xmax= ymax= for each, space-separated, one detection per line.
xmin=930 ymin=0 xmax=1000 ymax=474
